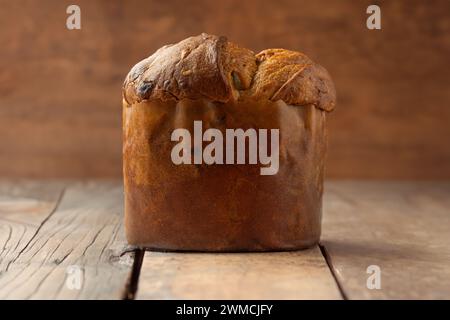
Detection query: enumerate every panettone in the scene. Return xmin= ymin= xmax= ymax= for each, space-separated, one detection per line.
xmin=122 ymin=33 xmax=336 ymax=251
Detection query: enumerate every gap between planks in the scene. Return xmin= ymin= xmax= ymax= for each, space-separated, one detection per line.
xmin=122 ymin=248 xmax=144 ymax=300
xmin=318 ymin=243 xmax=348 ymax=300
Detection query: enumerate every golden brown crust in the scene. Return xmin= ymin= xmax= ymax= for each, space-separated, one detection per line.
xmin=123 ymin=33 xmax=336 ymax=112
xmin=253 ymin=49 xmax=336 ymax=112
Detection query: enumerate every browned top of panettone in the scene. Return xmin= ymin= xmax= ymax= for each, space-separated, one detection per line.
xmin=123 ymin=33 xmax=336 ymax=111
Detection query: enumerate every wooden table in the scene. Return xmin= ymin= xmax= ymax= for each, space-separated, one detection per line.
xmin=1 ymin=180 xmax=449 ymax=300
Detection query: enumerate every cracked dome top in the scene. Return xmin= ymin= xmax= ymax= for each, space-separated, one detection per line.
xmin=123 ymin=33 xmax=336 ymax=112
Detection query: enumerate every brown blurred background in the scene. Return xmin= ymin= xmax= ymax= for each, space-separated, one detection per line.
xmin=0 ymin=0 xmax=449 ymax=179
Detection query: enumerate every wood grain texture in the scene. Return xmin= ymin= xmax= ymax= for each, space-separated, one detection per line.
xmin=0 ymin=181 xmax=134 ymax=300
xmin=0 ymin=0 xmax=449 ymax=179
xmin=322 ymin=181 xmax=450 ymax=299
xmin=0 ymin=180 xmax=65 ymax=273
xmin=137 ymin=248 xmax=342 ymax=300
xmin=2 ymin=180 xmax=450 ymax=299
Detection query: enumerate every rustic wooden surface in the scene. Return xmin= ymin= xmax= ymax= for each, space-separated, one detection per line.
xmin=1 ymin=180 xmax=450 ymax=299
xmin=0 ymin=180 xmax=136 ymax=299
xmin=322 ymin=181 xmax=450 ymax=299
xmin=0 ymin=180 xmax=65 ymax=273
xmin=1 ymin=0 xmax=450 ymax=179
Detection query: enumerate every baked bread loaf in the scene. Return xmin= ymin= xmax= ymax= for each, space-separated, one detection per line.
xmin=123 ymin=33 xmax=336 ymax=251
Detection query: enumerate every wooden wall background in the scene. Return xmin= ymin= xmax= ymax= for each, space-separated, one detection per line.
xmin=0 ymin=0 xmax=449 ymax=179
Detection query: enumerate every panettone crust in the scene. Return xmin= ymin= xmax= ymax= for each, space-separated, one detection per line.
xmin=123 ymin=33 xmax=336 ymax=112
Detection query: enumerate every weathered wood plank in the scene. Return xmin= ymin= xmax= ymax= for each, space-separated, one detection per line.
xmin=322 ymin=181 xmax=450 ymax=299
xmin=0 ymin=181 xmax=134 ymax=300
xmin=0 ymin=180 xmax=65 ymax=273
xmin=137 ymin=248 xmax=342 ymax=300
